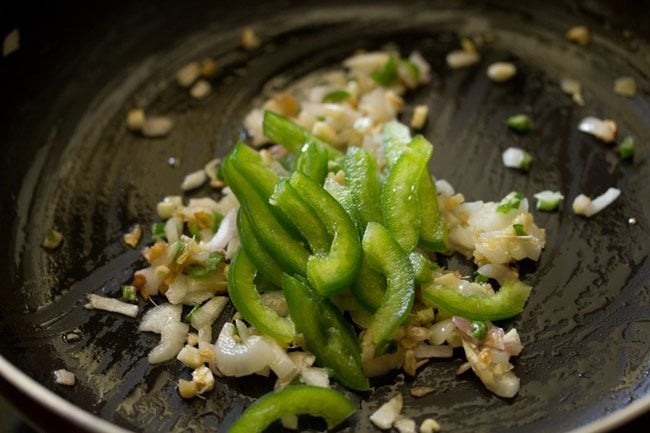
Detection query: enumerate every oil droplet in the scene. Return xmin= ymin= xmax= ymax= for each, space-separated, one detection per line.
xmin=168 ymin=156 xmax=179 ymax=167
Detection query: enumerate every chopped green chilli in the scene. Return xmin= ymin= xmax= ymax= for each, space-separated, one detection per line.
xmin=496 ymin=192 xmax=525 ymax=213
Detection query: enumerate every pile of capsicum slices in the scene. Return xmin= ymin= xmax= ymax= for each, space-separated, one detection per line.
xmin=131 ymin=51 xmax=546 ymax=432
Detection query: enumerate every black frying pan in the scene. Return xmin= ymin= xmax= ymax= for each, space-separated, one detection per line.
xmin=0 ymin=1 xmax=648 ymax=432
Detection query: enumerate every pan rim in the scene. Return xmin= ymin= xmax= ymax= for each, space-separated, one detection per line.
xmin=0 ymin=353 xmax=648 ymax=432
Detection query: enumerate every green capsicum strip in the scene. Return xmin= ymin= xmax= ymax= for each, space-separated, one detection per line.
xmin=363 ymin=222 xmax=415 ymax=353
xmin=283 ymin=274 xmax=369 ymax=391
xmin=295 ymin=140 xmax=329 ymax=185
xmin=272 ymin=179 xmax=331 ymax=254
xmin=288 ymin=171 xmax=361 ymax=296
xmin=344 ymin=146 xmax=383 ymax=227
xmin=323 ymin=177 xmax=362 ymax=235
xmin=263 ymin=111 xmax=342 ymax=160
xmin=227 ymin=385 xmax=356 ymax=433
xmin=421 ymin=280 xmax=532 ymax=321
xmin=222 ymin=153 xmax=309 ymax=276
xmin=228 ymin=249 xmax=295 ymax=343
xmin=381 ymin=135 xmax=432 ymax=252
xmin=227 ymin=140 xmax=280 ymax=198
xmin=350 ymin=254 xmax=386 ymax=312
xmin=236 ymin=210 xmax=285 ymax=289
xmin=409 ymin=251 xmax=433 ymax=284
xmin=383 ymin=120 xmax=411 ymax=168
xmin=417 ymin=171 xmax=448 ymax=252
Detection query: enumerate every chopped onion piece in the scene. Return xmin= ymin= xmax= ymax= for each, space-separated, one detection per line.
xmin=572 ymin=188 xmax=621 ymax=217
xmin=164 ymin=217 xmax=182 ymax=244
xmin=139 ymin=303 xmax=182 ymax=333
xmin=394 ymin=416 xmax=417 ymax=433
xmin=503 ymin=329 xmax=523 ymax=356
xmin=85 ymin=294 xmax=138 ymax=318
xmin=578 ymin=117 xmax=617 ymax=143
xmin=369 ymin=393 xmax=403 ymax=430
xmin=476 ymin=263 xmax=518 ymax=285
xmin=560 ymin=78 xmax=584 ymax=106
xmin=165 ymin=272 xmax=227 ymax=305
xmin=190 ymin=297 xmax=228 ymax=343
xmin=409 ymin=386 xmax=434 ymax=398
xmin=190 ymin=80 xmax=212 ymax=100
xmin=53 ymin=369 xmax=75 ymax=386
xmin=148 ymin=322 xmax=189 ymax=364
xmin=414 ymin=343 xmax=454 ymax=359
xmin=181 ymin=169 xmax=207 ymax=191
xmin=214 ymin=323 xmax=273 ymax=377
xmin=142 ymin=116 xmax=173 ymax=138
xmin=534 ymin=190 xmax=564 ymax=211
xmin=176 ymin=62 xmax=200 ymax=88
xmin=410 ymin=105 xmax=428 ymax=130
xmin=487 ymin=62 xmax=517 ymax=82
xmin=420 ymin=418 xmax=442 ymax=433
xmin=201 ymin=208 xmax=237 ymax=252
xmin=502 ymin=147 xmax=532 ymax=171
xmin=435 ymin=179 xmax=455 ymax=197
xmin=446 ymin=50 xmax=480 ymax=69
xmin=462 ymin=340 xmax=519 ymax=398
xmin=177 ymin=345 xmax=203 ymax=369
xmin=299 ymin=367 xmax=330 ymax=388
xmin=192 ymin=365 xmax=215 ymax=394
xmin=614 ymin=76 xmax=637 ymax=97
xmin=428 ymin=319 xmax=456 ymax=345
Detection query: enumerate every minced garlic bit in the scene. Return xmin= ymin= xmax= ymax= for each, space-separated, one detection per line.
xmin=123 ymin=224 xmax=142 ymax=248
xmin=142 ymin=116 xmax=174 ymax=138
xmin=85 ymin=294 xmax=139 ymax=318
xmin=420 ymin=418 xmax=442 ymax=433
xmin=394 ymin=416 xmax=417 ymax=433
xmin=42 ymin=229 xmax=63 ymax=250
xmin=281 ymin=415 xmax=299 ymax=430
xmin=566 ymin=26 xmax=590 ymax=45
xmin=176 ymin=61 xmax=200 ymax=88
xmin=240 ymin=26 xmax=261 ymax=50
xmin=3 ymin=29 xmax=20 ymax=57
xmin=53 ymin=369 xmax=75 ymax=386
xmin=190 ymin=80 xmax=212 ymax=100
xmin=578 ymin=117 xmax=617 ymax=143
xmin=560 ymin=78 xmax=585 ymax=106
xmin=614 ymin=76 xmax=637 ymax=98
xmin=446 ymin=50 xmax=480 ymax=69
xmin=573 ymin=188 xmax=621 ymax=217
xmin=200 ymin=58 xmax=219 ymax=78
xmin=181 ymin=169 xmax=208 ymax=191
xmin=487 ymin=62 xmax=517 ymax=82
xmin=369 ymin=393 xmax=403 ymax=430
xmin=409 ymin=385 xmax=435 ymax=398
xmin=410 ymin=105 xmax=429 ymax=130
xmin=178 ymin=379 xmax=197 ymax=399
xmin=628 ymin=217 xmax=637 ymax=225
xmin=126 ymin=108 xmax=146 ymax=131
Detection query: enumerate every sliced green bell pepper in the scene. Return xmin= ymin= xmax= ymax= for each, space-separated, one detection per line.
xmin=383 ymin=120 xmax=411 ymax=168
xmin=344 ymin=146 xmax=383 ymax=227
xmin=236 ymin=210 xmax=284 ymax=288
xmin=263 ymin=111 xmax=342 ymax=160
xmin=421 ymin=280 xmax=532 ymax=321
xmin=350 ymin=255 xmax=386 ymax=312
xmin=295 ymin=140 xmax=329 ymax=185
xmin=228 ymin=385 xmax=356 ymax=433
xmin=417 ymin=171 xmax=448 ymax=253
xmin=283 ymin=273 xmax=369 ymax=391
xmin=381 ymin=135 xmax=432 ymax=252
xmin=228 ymin=249 xmax=295 ymax=343
xmin=409 ymin=251 xmax=433 ymax=284
xmin=272 ymin=179 xmax=330 ymax=254
xmin=323 ymin=177 xmax=362 ymax=234
xmin=222 ymin=151 xmax=309 ymax=276
xmin=362 ymin=222 xmax=415 ymax=353
xmin=288 ymin=171 xmax=361 ymax=296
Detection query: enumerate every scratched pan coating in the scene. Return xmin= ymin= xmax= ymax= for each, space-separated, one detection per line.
xmin=0 ymin=0 xmax=648 ymax=432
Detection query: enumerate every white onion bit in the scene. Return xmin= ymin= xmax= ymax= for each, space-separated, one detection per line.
xmin=53 ymin=369 xmax=76 ymax=386
xmin=446 ymin=50 xmax=480 ymax=69
xmin=573 ymin=188 xmax=621 ymax=217
xmin=202 ymin=207 xmax=238 ymax=252
xmin=181 ymin=169 xmax=208 ymax=191
xmin=393 ymin=416 xmax=417 ymax=433
xmin=487 ymin=62 xmax=517 ymax=82
xmin=369 ymin=393 xmax=403 ymax=430
xmin=614 ymin=77 xmax=637 ymax=97
xmin=85 ymin=294 xmax=139 ymax=318
xmin=578 ymin=117 xmax=617 ymax=143
xmin=139 ymin=303 xmax=182 ymax=333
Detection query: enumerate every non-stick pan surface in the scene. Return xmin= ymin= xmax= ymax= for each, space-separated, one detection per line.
xmin=0 ymin=1 xmax=648 ymax=432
